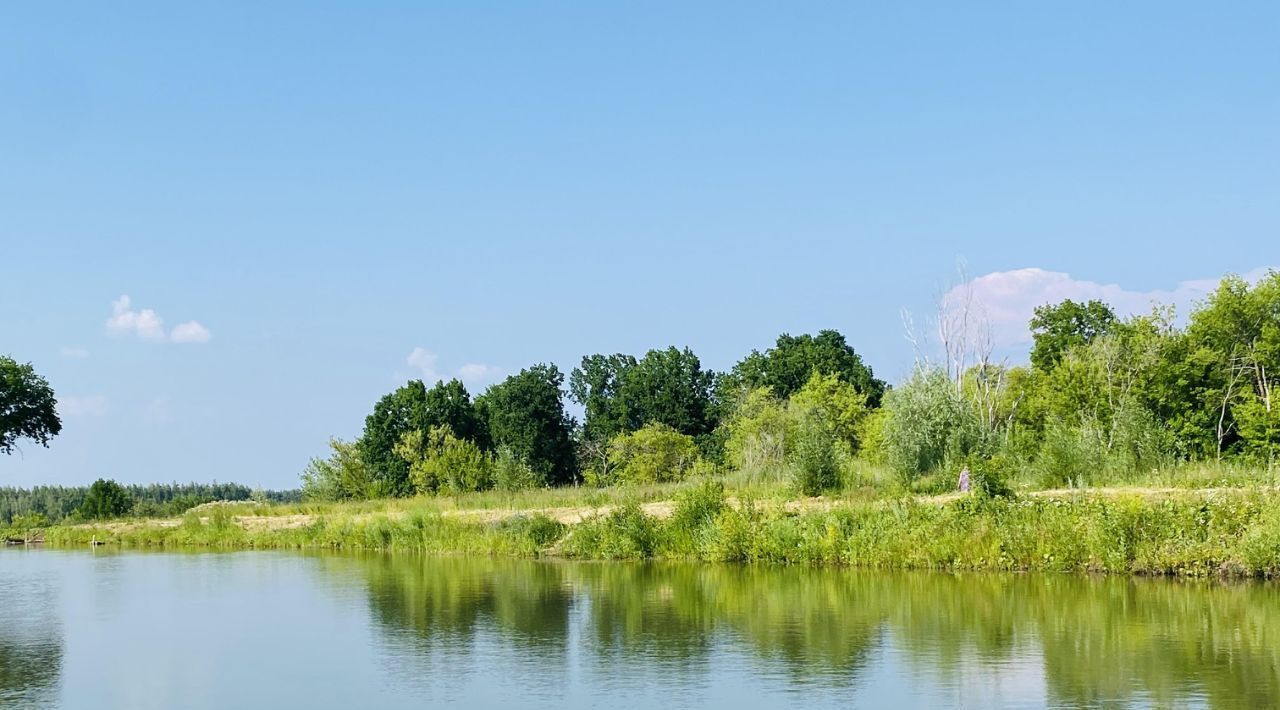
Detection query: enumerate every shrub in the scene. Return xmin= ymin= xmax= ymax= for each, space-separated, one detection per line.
xmin=723 ymin=387 xmax=789 ymax=474
xmin=607 ymin=423 xmax=700 ymax=485
xmin=397 ymin=426 xmax=494 ymax=496
xmin=1036 ymin=420 xmax=1106 ymax=488
xmin=789 ymin=413 xmax=841 ymax=496
xmin=789 ymin=373 xmax=869 ymax=451
xmin=882 ymin=367 xmax=981 ymax=483
xmin=302 ymin=438 xmax=385 ymax=501
xmin=492 ymin=446 xmax=544 ymax=491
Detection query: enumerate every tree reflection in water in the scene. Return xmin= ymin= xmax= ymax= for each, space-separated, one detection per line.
xmin=352 ymin=555 xmax=1280 ymax=707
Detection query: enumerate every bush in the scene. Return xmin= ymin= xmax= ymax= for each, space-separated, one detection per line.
xmin=789 ymin=414 xmax=841 ymax=496
xmin=397 ymin=426 xmax=493 ymax=496
xmin=302 ymin=439 xmax=384 ymax=501
xmin=882 ymin=367 xmax=981 ymax=483
xmin=723 ymin=387 xmax=789 ymax=474
xmin=1036 ymin=420 xmax=1106 ymax=488
xmin=607 ymin=423 xmax=700 ymax=485
xmin=492 ymin=446 xmax=544 ymax=491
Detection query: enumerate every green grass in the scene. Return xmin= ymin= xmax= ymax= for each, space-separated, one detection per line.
xmin=42 ymin=475 xmax=1280 ymax=578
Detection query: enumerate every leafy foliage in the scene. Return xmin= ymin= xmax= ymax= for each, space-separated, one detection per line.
xmin=0 ymin=355 xmax=62 ymax=455
xmin=79 ymin=479 xmax=133 ymax=520
xmin=602 ymin=423 xmax=700 ymax=486
xmin=397 ymin=426 xmax=493 ymax=496
xmin=358 ymin=379 xmax=486 ymax=497
xmin=726 ymin=330 xmax=886 ymax=406
xmin=478 ymin=364 xmax=577 ymax=486
xmin=1029 ymin=299 xmax=1119 ymax=371
xmin=302 ymin=438 xmax=384 ymax=501
xmin=571 ymin=347 xmax=717 ymax=441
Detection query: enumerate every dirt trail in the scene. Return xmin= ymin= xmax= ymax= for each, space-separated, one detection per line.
xmin=92 ymin=485 xmax=1266 ymax=535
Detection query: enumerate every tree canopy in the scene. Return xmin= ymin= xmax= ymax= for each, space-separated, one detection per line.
xmin=477 ymin=364 xmax=577 ymax=486
xmin=358 ymin=378 xmax=485 ymax=496
xmin=571 ymin=347 xmax=716 ymax=442
xmin=1028 ymin=299 xmax=1119 ymax=371
xmin=725 ymin=330 xmax=885 ymax=406
xmin=0 ymin=356 xmax=62 ymax=455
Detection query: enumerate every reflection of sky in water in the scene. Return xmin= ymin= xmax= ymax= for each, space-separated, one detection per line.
xmin=0 ymin=550 xmax=1273 ymax=709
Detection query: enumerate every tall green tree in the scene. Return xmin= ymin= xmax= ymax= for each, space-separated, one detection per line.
xmin=618 ymin=347 xmax=717 ymax=437
xmin=725 ymin=330 xmax=885 ymax=406
xmin=1029 ymin=299 xmax=1119 ymax=372
xmin=1184 ymin=272 xmax=1280 ymax=459
xmin=477 ymin=364 xmax=577 ymax=485
xmin=0 ymin=356 xmax=62 ymax=455
xmin=79 ymin=479 xmax=132 ymax=519
xmin=569 ymin=353 xmax=637 ymax=442
xmin=571 ymin=348 xmax=717 ymax=441
xmin=358 ymin=378 xmax=486 ymax=496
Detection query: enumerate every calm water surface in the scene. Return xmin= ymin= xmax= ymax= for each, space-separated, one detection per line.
xmin=2 ymin=548 xmax=1277 ymax=708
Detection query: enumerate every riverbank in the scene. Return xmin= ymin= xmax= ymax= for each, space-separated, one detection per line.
xmin=41 ymin=482 xmax=1280 ymax=577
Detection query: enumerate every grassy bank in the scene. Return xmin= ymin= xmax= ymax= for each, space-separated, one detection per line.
xmin=41 ymin=476 xmax=1280 ymax=578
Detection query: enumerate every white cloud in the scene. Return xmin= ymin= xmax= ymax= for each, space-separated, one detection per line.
xmin=60 ymin=346 xmax=89 ymax=358
xmin=457 ymin=362 xmax=504 ymax=387
xmin=406 ymin=347 xmax=440 ymax=381
xmin=107 ymin=295 xmax=167 ymax=341
xmin=405 ymin=347 xmax=502 ymax=387
xmin=170 ymin=321 xmax=212 ymax=344
xmin=943 ymin=266 xmax=1276 ymax=348
xmin=60 ymin=395 xmax=107 ymax=417
xmin=105 ymin=295 xmax=211 ymax=344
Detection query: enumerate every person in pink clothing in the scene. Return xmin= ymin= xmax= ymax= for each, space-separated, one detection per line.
xmin=958 ymin=466 xmax=970 ymax=492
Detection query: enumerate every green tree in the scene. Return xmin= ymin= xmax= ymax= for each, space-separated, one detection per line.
xmin=358 ymin=378 xmax=486 ymax=496
xmin=396 ymin=426 xmax=493 ymax=496
xmin=617 ymin=347 xmax=717 ymax=438
xmin=477 ymin=364 xmax=577 ymax=485
xmin=301 ymin=438 xmax=383 ymax=501
xmin=79 ymin=479 xmax=132 ymax=519
xmin=1184 ymin=272 xmax=1280 ymax=460
xmin=604 ymin=422 xmax=700 ymax=485
xmin=881 ymin=367 xmax=981 ymax=482
xmin=789 ymin=372 xmax=869 ymax=452
xmin=0 ymin=356 xmax=62 ymax=455
xmin=569 ymin=353 xmax=637 ymax=442
xmin=571 ymin=347 xmax=717 ymax=441
xmin=723 ymin=387 xmax=790 ymax=474
xmin=725 ymin=330 xmax=885 ymax=406
xmin=1029 ymin=299 xmax=1119 ymax=372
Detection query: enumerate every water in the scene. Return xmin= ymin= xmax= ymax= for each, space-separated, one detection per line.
xmin=2 ymin=549 xmax=1277 ymax=709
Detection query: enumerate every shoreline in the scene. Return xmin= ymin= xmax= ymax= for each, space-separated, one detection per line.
xmin=38 ymin=486 xmax=1280 ymax=578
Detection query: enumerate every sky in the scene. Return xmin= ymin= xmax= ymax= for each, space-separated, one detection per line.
xmin=2 ymin=2 xmax=1277 ymax=488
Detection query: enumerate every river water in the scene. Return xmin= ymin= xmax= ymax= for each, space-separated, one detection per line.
xmin=1 ymin=548 xmax=1276 ymax=708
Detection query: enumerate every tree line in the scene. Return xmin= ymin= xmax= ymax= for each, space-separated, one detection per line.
xmin=0 ymin=481 xmax=300 ymax=526
xmin=304 ymin=271 xmax=1279 ymax=500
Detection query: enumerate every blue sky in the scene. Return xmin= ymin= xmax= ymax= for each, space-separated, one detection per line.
xmin=2 ymin=2 xmax=1277 ymax=488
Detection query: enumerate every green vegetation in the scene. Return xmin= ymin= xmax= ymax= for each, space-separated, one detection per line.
xmin=20 ymin=270 xmax=1280 ymax=578
xmin=42 ymin=482 xmax=1280 ymax=577
xmin=1 ymin=481 xmax=299 ymax=527
xmin=0 ymin=355 xmax=61 ymax=455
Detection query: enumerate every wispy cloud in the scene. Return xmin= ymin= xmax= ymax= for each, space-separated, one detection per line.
xmin=105 ymin=295 xmax=212 ymax=344
xmin=60 ymin=395 xmax=108 ymax=417
xmin=943 ymin=266 xmax=1275 ymax=348
xmin=170 ymin=321 xmax=212 ymax=344
xmin=456 ymin=362 xmax=504 ymax=387
xmin=405 ymin=348 xmax=503 ymax=388
xmin=406 ymin=347 xmax=440 ymax=382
